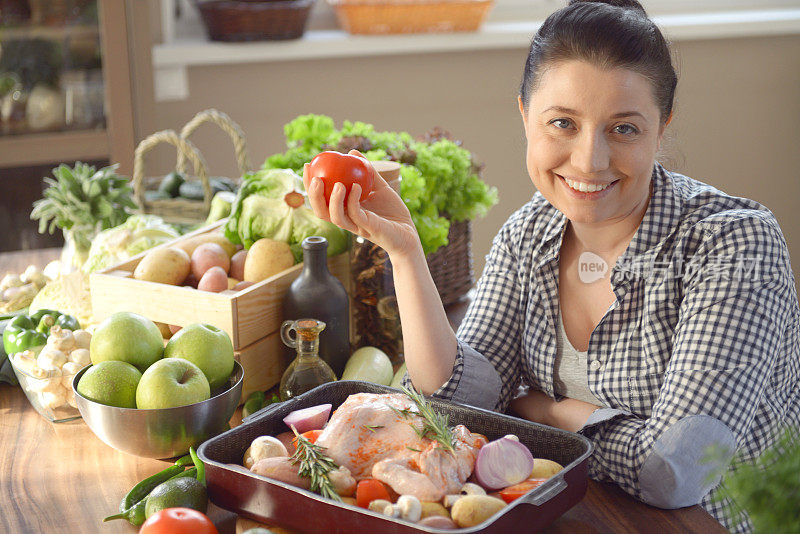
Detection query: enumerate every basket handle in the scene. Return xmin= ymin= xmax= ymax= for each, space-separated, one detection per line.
xmin=133 ymin=129 xmax=212 ymax=210
xmin=177 ymin=109 xmax=252 ymax=177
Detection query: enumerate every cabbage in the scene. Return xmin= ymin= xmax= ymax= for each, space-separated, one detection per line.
xmin=224 ymin=168 xmax=349 ymax=256
xmin=82 ymin=214 xmax=179 ymax=273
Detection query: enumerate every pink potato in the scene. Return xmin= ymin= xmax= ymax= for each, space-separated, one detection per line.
xmin=230 ymin=250 xmax=247 ymax=281
xmin=191 ymin=243 xmax=231 ymax=280
xmin=198 ymin=266 xmax=229 ymax=292
xmin=233 ymin=280 xmax=255 ymax=292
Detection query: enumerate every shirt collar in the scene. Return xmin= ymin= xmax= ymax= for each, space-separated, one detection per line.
xmin=533 ymin=162 xmax=680 ymax=272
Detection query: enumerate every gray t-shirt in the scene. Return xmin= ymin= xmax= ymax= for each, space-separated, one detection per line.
xmin=553 ymin=310 xmax=603 ymax=406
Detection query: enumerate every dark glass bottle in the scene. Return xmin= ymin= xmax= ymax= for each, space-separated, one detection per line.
xmin=284 ymin=236 xmax=350 ymax=378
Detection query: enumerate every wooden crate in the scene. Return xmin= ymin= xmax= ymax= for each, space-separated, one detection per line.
xmin=90 ymin=220 xmax=350 ymax=401
xmin=235 ymin=330 xmax=285 ymax=400
xmin=90 ymin=220 xmax=350 ymax=350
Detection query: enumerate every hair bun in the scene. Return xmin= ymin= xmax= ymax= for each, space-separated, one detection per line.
xmin=567 ymin=0 xmax=647 ymax=16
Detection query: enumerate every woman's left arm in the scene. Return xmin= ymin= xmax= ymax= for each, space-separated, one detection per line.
xmin=544 ymin=215 xmax=796 ymax=509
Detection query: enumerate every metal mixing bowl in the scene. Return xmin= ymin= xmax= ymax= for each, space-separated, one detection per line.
xmin=72 ymin=361 xmax=243 ymax=459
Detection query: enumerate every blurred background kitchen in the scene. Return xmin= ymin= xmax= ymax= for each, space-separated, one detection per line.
xmin=1 ymin=0 xmax=798 ymax=286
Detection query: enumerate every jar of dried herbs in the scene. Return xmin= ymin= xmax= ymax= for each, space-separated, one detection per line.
xmin=349 ymin=161 xmax=404 ymax=365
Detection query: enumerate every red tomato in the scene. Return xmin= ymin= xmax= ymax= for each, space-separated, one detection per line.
xmin=139 ymin=507 xmax=218 ymax=534
xmin=308 ymin=151 xmax=374 ymax=204
xmin=498 ymin=478 xmax=548 ymax=503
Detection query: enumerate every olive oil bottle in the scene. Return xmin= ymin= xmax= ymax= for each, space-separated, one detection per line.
xmin=279 ymin=318 xmax=337 ymax=401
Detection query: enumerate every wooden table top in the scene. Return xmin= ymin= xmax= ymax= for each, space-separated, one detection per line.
xmin=0 ymin=248 xmax=727 ymax=533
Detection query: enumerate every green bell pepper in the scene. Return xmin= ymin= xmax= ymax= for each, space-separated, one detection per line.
xmin=2 ymin=310 xmax=80 ymax=355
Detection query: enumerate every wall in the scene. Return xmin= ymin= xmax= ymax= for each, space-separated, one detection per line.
xmin=144 ymin=34 xmax=800 ymax=286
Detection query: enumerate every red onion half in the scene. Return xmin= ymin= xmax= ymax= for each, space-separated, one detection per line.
xmin=474 ymin=435 xmax=535 ymax=490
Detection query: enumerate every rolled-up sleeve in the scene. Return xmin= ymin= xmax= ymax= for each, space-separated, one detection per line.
xmin=580 ymin=215 xmax=795 ymax=508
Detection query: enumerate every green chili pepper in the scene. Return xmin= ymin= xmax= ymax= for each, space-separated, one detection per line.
xmin=3 ymin=315 xmax=47 ymax=355
xmin=189 ymin=446 xmax=205 ymax=486
xmin=103 ymin=465 xmax=196 ymax=526
xmin=242 ymin=390 xmax=267 ymax=419
xmin=174 ymin=453 xmax=194 ymax=467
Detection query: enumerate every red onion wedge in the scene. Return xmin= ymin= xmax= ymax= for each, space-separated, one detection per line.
xmin=283 ymin=403 xmax=332 ymax=433
xmin=474 ymin=435 xmax=535 ymax=490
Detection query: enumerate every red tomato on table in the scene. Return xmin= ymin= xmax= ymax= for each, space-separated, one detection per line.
xmin=139 ymin=507 xmax=218 ymax=534
xmin=308 ymin=151 xmax=374 ymax=204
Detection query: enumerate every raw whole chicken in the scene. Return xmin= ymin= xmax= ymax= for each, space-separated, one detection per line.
xmin=315 ymin=393 xmax=487 ymax=501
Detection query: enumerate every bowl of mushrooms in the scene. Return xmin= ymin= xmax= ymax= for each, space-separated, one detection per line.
xmin=9 ymin=324 xmax=92 ymax=423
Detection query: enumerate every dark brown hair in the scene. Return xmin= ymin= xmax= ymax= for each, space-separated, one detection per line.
xmin=519 ymin=0 xmax=677 ymax=123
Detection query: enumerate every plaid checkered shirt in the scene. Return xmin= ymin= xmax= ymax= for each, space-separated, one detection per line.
xmin=410 ymin=163 xmax=800 ymax=532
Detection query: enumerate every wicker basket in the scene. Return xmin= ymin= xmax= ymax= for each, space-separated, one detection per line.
xmin=328 ymin=0 xmax=494 ymax=35
xmin=133 ymin=130 xmax=212 ymax=225
xmin=427 ymin=218 xmax=473 ymax=306
xmin=134 ymin=109 xmax=251 ymax=224
xmin=196 ymin=0 xmax=316 ymax=41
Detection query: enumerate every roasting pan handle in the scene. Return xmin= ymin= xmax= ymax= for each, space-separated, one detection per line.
xmin=523 ymin=477 xmax=568 ymax=506
xmin=242 ymin=399 xmax=285 ymax=423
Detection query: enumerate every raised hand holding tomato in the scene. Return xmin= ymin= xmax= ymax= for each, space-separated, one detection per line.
xmin=303 ymin=150 xmax=421 ymax=260
xmin=307 ymin=151 xmax=374 ymax=204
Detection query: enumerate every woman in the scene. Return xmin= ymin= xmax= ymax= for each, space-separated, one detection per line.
xmin=303 ymin=1 xmax=800 ymax=531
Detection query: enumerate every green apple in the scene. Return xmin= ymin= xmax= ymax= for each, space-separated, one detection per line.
xmin=90 ymin=311 xmax=164 ymax=373
xmin=164 ymin=323 xmax=234 ymax=391
xmin=136 ymin=358 xmax=210 ymax=409
xmin=77 ymin=361 xmax=142 ymax=408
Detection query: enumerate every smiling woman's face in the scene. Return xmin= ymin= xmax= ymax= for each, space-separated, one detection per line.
xmin=519 ymin=60 xmax=665 ymax=225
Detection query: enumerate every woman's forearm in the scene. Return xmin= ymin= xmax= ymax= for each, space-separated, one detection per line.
xmin=389 ymin=241 xmax=458 ymax=395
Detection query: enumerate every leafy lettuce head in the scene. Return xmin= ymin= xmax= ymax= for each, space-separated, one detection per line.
xmin=224 ymin=168 xmax=349 ymax=255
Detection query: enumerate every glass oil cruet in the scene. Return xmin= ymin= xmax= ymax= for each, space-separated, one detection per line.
xmin=279 ymin=318 xmax=337 ymax=401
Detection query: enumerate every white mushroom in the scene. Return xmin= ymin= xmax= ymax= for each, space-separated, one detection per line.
xmin=68 ymin=348 xmax=91 ymax=367
xmin=47 ymin=326 xmax=76 ymax=352
xmin=72 ymin=330 xmax=92 ymax=350
xmin=12 ymin=350 xmax=39 ymax=375
xmin=368 ymin=499 xmax=393 ymax=514
xmin=382 ymin=503 xmax=401 ymax=519
xmin=243 ymin=436 xmax=289 ymax=469
xmin=460 ymin=483 xmax=487 ymax=496
xmin=503 ymin=434 xmax=520 ymax=442
xmin=394 ymin=495 xmax=422 ymax=523
xmin=64 ymin=385 xmax=78 ymax=408
xmin=37 ymin=347 xmax=67 ymax=371
xmin=61 ymin=361 xmax=83 ymax=388
xmin=39 ymin=388 xmax=67 ymax=410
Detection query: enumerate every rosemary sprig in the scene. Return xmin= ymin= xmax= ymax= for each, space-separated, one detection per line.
xmin=390 ymin=406 xmax=415 ymax=419
xmin=290 ymin=427 xmax=342 ymax=502
xmin=362 ymin=424 xmax=384 ymax=433
xmin=400 ymin=386 xmax=456 ymax=453
xmin=406 ymin=446 xmax=422 ymax=453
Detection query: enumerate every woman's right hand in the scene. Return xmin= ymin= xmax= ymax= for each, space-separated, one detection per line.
xmin=303 ymin=150 xmax=421 ymax=259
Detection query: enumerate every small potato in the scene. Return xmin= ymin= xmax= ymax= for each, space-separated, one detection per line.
xmin=421 ymin=502 xmax=450 ymax=519
xmin=417 ymin=516 xmax=457 ymax=529
xmin=191 ymin=242 xmax=231 ymax=279
xmin=227 ymin=277 xmax=238 ymax=290
xmin=175 ymin=233 xmax=236 ymax=259
xmin=134 ymin=247 xmax=191 ymax=285
xmin=233 ymin=280 xmax=255 ymax=292
xmin=244 ymin=239 xmax=294 ymax=283
xmin=243 ymin=436 xmax=289 ymax=469
xmin=341 ymin=497 xmax=357 ymax=507
xmin=184 ymin=272 xmax=199 ymax=288
xmin=251 ymin=456 xmax=311 ymax=490
xmin=230 ymin=250 xmax=247 ymax=280
xmin=530 ymin=458 xmax=564 ymax=479
xmin=451 ymin=495 xmax=506 ymax=528
xmin=198 ymin=266 xmax=229 ymax=292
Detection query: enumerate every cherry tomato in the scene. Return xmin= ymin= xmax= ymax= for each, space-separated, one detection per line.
xmin=498 ymin=478 xmax=548 ymax=504
xmin=308 ymin=151 xmax=374 ymax=204
xmin=139 ymin=507 xmax=218 ymax=534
